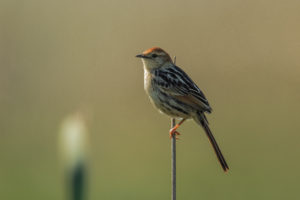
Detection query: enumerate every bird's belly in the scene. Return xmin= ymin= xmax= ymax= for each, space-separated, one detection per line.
xmin=145 ymin=86 xmax=191 ymax=119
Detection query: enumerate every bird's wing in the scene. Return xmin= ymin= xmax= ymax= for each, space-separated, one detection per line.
xmin=154 ymin=65 xmax=212 ymax=112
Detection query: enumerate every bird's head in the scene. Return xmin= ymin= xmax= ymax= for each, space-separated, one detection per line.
xmin=136 ymin=47 xmax=173 ymax=70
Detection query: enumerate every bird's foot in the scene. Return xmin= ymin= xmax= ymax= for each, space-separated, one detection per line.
xmin=169 ymin=127 xmax=181 ymax=140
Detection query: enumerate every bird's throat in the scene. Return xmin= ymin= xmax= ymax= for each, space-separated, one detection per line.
xmin=143 ymin=66 xmax=152 ymax=92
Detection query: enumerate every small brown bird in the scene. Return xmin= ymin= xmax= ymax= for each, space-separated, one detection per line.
xmin=136 ymin=47 xmax=229 ymax=172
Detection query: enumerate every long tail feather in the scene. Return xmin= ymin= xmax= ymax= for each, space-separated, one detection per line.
xmin=195 ymin=112 xmax=229 ymax=172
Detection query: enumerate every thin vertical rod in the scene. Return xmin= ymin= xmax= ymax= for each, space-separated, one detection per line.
xmin=171 ymin=118 xmax=176 ymax=200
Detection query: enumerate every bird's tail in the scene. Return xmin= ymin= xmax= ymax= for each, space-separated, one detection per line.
xmin=194 ymin=111 xmax=229 ymax=172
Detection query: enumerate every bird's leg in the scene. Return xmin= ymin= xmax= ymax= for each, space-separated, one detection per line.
xmin=169 ymin=118 xmax=186 ymax=139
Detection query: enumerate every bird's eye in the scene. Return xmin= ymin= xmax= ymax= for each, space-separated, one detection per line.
xmin=152 ymin=54 xmax=158 ymax=58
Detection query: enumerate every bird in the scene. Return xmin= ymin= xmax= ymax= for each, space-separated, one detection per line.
xmin=136 ymin=47 xmax=229 ymax=172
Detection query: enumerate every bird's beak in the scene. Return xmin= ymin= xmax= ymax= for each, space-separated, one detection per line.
xmin=136 ymin=54 xmax=150 ymax=59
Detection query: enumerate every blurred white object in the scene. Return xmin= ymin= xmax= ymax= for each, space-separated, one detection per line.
xmin=59 ymin=113 xmax=88 ymax=168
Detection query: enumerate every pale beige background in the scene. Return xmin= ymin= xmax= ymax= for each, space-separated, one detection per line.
xmin=1 ymin=0 xmax=300 ymax=199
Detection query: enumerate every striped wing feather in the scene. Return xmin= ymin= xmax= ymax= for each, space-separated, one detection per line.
xmin=154 ymin=65 xmax=212 ymax=112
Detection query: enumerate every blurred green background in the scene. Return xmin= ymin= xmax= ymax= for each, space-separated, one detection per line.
xmin=1 ymin=0 xmax=300 ymax=199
